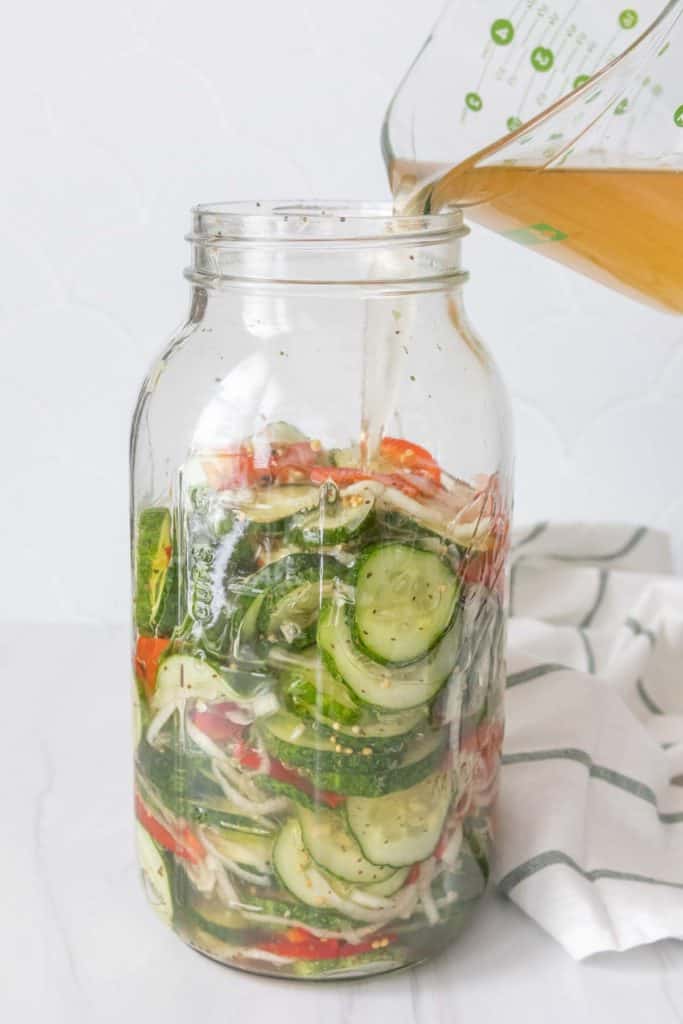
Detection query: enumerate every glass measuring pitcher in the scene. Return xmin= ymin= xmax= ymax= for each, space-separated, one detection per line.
xmin=383 ymin=0 xmax=683 ymax=312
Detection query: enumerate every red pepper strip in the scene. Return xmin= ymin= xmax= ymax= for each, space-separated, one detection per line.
xmin=310 ymin=466 xmax=423 ymax=500
xmin=406 ymin=864 xmax=421 ymax=885
xmin=202 ymin=450 xmax=262 ymax=491
xmin=233 ymin=739 xmax=263 ymax=771
xmin=380 ymin=437 xmax=441 ymax=485
xmin=258 ymin=936 xmax=341 ymax=960
xmin=190 ymin=705 xmax=245 ymax=744
xmin=134 ymin=636 xmax=170 ymax=700
xmin=269 ymin=441 xmax=320 ymax=482
xmin=257 ymin=931 xmax=397 ymax=960
xmin=135 ymin=793 xmax=205 ymax=864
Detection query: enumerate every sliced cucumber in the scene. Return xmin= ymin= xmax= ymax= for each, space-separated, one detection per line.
xmin=187 ymin=795 xmax=277 ymax=836
xmin=318 ymin=598 xmax=461 ymax=711
xmin=354 ymin=543 xmax=459 ymax=665
xmin=237 ymin=895 xmax=356 ymax=933
xmin=228 ymin=554 xmax=340 ymax=656
xmin=237 ymin=485 xmax=319 ymax=525
xmin=135 ymin=507 xmax=177 ymax=636
xmin=257 ymin=712 xmax=400 ymax=773
xmin=151 ymin=654 xmax=245 ymax=712
xmin=273 ymin=818 xmax=344 ymax=910
xmin=291 ymin=950 xmax=405 ymax=979
xmin=204 ymin=828 xmax=274 ymax=874
xmin=302 ymin=728 xmax=448 ymax=797
xmin=273 ymin=819 xmax=413 ymax=921
xmin=256 ymin=563 xmax=344 ymax=649
xmin=363 ymin=866 xmax=411 ymax=896
xmin=346 ymin=769 xmax=452 ymax=868
xmin=281 ymin=662 xmax=361 ymax=726
xmin=187 ymin=898 xmax=252 ymax=943
xmin=297 ymin=805 xmax=396 ymax=884
xmin=136 ymin=822 xmax=173 ymax=923
xmin=287 ymin=488 xmax=375 ymax=547
xmin=312 ymin=705 xmax=428 ymax=754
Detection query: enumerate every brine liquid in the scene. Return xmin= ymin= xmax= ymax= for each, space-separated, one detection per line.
xmin=393 ymin=162 xmax=683 ymax=314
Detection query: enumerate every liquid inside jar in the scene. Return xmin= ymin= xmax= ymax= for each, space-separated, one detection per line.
xmin=133 ymin=422 xmax=507 ymax=979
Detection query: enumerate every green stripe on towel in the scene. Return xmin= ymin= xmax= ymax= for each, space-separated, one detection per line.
xmin=580 ymin=569 xmax=609 ymax=628
xmin=506 ymin=664 xmax=568 ymax=688
xmin=550 ymin=525 xmax=648 ymax=565
xmin=502 ymin=748 xmax=683 ymax=824
xmin=625 ymin=617 xmax=657 ymax=647
xmin=636 ymin=678 xmax=664 ymax=716
xmin=498 ymin=850 xmax=683 ymax=895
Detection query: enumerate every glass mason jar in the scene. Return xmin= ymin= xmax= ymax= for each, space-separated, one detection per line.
xmin=130 ymin=201 xmax=513 ymax=980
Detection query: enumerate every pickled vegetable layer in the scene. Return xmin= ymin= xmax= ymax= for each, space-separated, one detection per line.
xmin=132 ymin=425 xmax=507 ymax=979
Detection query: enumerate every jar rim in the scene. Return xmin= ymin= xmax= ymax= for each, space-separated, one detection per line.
xmin=189 ymin=199 xmax=466 ymax=245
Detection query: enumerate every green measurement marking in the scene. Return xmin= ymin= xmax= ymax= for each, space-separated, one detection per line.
xmin=465 ymin=91 xmax=483 ymax=112
xmin=507 ymin=115 xmax=522 ymax=132
xmin=675 ymin=105 xmax=683 ymax=127
xmin=619 ymin=9 xmax=639 ymax=29
xmin=573 ymin=74 xmax=590 ymax=89
xmin=491 ymin=18 xmax=515 ymax=45
xmin=531 ymin=46 xmax=554 ymax=72
xmin=503 ymin=223 xmax=568 ymax=246
xmin=614 ymin=98 xmax=629 ymax=116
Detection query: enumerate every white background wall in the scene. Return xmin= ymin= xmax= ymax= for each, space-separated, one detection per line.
xmin=2 ymin=0 xmax=682 ymax=625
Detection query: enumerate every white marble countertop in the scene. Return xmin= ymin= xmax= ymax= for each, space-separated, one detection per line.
xmin=5 ymin=623 xmax=683 ymax=1023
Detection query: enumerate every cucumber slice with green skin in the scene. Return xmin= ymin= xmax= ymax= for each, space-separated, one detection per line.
xmin=281 ymin=664 xmax=361 ymax=726
xmin=236 ymin=895 xmax=357 ymax=933
xmin=345 ymin=769 xmax=453 ymax=868
xmin=300 ymin=728 xmax=448 ymax=798
xmin=274 ymin=819 xmax=414 ymax=921
xmin=136 ymin=823 xmax=173 ymax=923
xmin=354 ymin=543 xmax=460 ymax=666
xmin=290 ymin=950 xmax=406 ymax=979
xmin=318 ymin=598 xmax=461 ymax=711
xmin=237 ymin=485 xmax=319 ymax=525
xmin=255 ymin=775 xmax=318 ymax=811
xmin=187 ymin=899 xmax=255 ymax=944
xmin=204 ymin=829 xmax=274 ymax=874
xmin=363 ymin=866 xmax=411 ymax=896
xmin=257 ymin=713 xmax=401 ymax=773
xmin=296 ymin=805 xmax=396 ymax=884
xmin=311 ymin=705 xmax=428 ymax=754
xmin=187 ymin=796 xmax=277 ymax=836
xmin=135 ymin=508 xmax=177 ymax=637
xmin=273 ymin=818 xmax=354 ymax=912
xmin=286 ymin=488 xmax=375 ymax=547
xmin=256 ymin=560 xmax=347 ymax=649
xmin=229 ymin=554 xmax=341 ymax=656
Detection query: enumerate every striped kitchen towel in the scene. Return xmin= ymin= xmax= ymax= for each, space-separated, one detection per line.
xmin=497 ymin=522 xmax=683 ymax=958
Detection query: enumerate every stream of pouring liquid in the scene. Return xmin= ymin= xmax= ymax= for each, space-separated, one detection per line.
xmin=391 ymin=159 xmax=683 ymax=314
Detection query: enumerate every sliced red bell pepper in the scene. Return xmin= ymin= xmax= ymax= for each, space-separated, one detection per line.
xmin=258 ymin=934 xmax=341 ymax=960
xmin=269 ymin=441 xmax=320 ymax=482
xmin=190 ymin=704 xmax=245 ymax=744
xmin=135 ymin=793 xmax=205 ymax=864
xmin=380 ymin=437 xmax=441 ymax=484
xmin=134 ymin=636 xmax=170 ymax=700
xmin=405 ymin=864 xmax=421 ymax=885
xmin=257 ymin=930 xmax=396 ymax=961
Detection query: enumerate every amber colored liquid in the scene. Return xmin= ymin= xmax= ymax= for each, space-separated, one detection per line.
xmin=395 ymin=162 xmax=683 ymax=314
